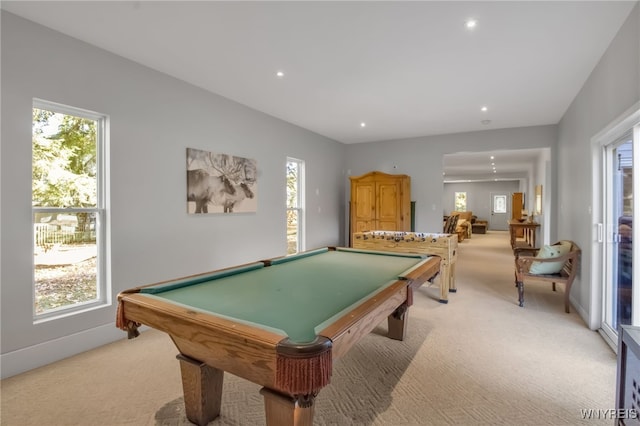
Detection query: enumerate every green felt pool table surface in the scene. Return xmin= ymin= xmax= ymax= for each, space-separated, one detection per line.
xmin=139 ymin=247 xmax=430 ymax=343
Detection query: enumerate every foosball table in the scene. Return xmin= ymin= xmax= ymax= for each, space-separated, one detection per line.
xmin=352 ymin=231 xmax=458 ymax=303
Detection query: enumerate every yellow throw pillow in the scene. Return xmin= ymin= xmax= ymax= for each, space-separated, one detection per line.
xmin=529 ymin=243 xmax=571 ymax=275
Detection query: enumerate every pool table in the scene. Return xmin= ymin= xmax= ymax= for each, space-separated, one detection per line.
xmin=116 ymin=247 xmax=440 ymax=426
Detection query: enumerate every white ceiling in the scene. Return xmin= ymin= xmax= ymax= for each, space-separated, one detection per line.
xmin=2 ymin=1 xmax=636 ymax=178
xmin=443 ymin=148 xmax=547 ymax=182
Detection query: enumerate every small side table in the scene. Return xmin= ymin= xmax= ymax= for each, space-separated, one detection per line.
xmin=472 ymin=221 xmax=488 ymax=234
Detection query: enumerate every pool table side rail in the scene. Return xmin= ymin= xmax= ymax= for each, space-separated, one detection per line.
xmin=139 ymin=263 xmax=265 ymax=294
xmin=265 ymin=247 xmax=331 ymax=265
xmin=318 ymin=279 xmax=409 ymax=359
xmin=334 ymin=246 xmax=425 ymax=258
xmin=118 ymin=292 xmax=287 ymax=388
xmin=261 ymin=246 xmax=425 ymax=267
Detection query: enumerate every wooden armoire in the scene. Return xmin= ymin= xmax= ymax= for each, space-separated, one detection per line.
xmin=349 ymin=171 xmax=411 ymax=243
xmin=512 ymin=192 xmax=524 ymax=221
xmin=512 ymin=192 xmax=524 ymax=237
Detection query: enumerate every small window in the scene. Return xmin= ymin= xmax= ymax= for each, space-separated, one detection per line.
xmin=32 ymin=100 xmax=108 ymax=320
xmin=286 ymin=158 xmax=305 ymax=254
xmin=455 ymin=192 xmax=467 ymax=211
xmin=493 ymin=195 xmax=507 ymax=214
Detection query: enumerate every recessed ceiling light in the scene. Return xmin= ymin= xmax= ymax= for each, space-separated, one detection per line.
xmin=490 ymin=155 xmax=495 ymax=160
xmin=481 ymin=106 xmax=488 ymax=112
xmin=276 ymin=71 xmax=284 ymax=78
xmin=465 ymin=19 xmax=478 ymax=29
xmin=360 ymin=122 xmax=366 ymax=128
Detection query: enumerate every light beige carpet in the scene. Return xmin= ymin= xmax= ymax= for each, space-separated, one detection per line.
xmin=1 ymin=231 xmax=617 ymax=425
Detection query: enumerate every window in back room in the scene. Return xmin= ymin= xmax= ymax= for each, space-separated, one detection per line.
xmin=32 ymin=99 xmax=108 ymax=320
xmin=286 ymin=158 xmax=305 ymax=254
xmin=455 ymin=191 xmax=467 ymax=211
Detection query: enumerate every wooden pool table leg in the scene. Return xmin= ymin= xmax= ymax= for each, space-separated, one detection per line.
xmin=387 ymin=304 xmax=409 ymax=341
xmin=260 ymin=388 xmax=314 ymax=426
xmin=176 ymin=354 xmax=224 ymax=426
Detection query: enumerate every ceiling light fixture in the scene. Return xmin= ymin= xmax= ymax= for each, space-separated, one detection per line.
xmin=360 ymin=122 xmax=366 ymax=128
xmin=276 ymin=71 xmax=284 ymax=78
xmin=481 ymin=106 xmax=488 ymax=112
xmin=465 ymin=19 xmax=478 ymax=29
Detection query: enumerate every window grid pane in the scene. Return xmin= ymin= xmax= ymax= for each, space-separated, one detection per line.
xmin=287 ymin=161 xmax=298 ymax=208
xmin=32 ymin=110 xmax=97 ymax=208
xmin=33 ymin=210 xmax=99 ymax=314
xmin=287 ymin=208 xmax=299 ymax=255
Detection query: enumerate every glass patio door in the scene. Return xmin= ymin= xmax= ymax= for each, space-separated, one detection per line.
xmin=602 ymin=132 xmax=636 ymax=339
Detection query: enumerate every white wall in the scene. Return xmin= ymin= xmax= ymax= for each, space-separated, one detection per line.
xmin=536 ymin=150 xmax=552 ymax=246
xmin=556 ymin=2 xmax=640 ymax=329
xmin=0 ymin=12 xmax=345 ymax=378
xmin=515 ymin=148 xmax=551 ymax=245
xmin=443 ymin=180 xmax=520 ymax=227
xmin=345 ymin=125 xmax=557 ymax=236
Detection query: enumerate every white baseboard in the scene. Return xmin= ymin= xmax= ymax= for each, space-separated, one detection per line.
xmin=1 ymin=324 xmax=125 ymax=379
xmin=570 ymin=294 xmax=615 ymax=354
xmin=570 ymin=294 xmax=589 ymax=327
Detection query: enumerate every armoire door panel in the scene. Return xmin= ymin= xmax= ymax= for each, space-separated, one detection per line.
xmin=355 ymin=220 xmax=374 ymax=233
xmin=377 ymin=183 xmax=399 ymax=223
xmin=377 ymin=220 xmax=399 ymax=231
xmin=354 ymin=184 xmax=375 ymax=220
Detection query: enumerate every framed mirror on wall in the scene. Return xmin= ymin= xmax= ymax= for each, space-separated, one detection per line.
xmin=535 ymin=185 xmax=543 ymax=215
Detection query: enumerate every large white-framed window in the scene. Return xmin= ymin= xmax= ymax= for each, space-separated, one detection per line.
xmin=32 ymin=99 xmax=108 ymax=321
xmin=286 ymin=157 xmax=305 ymax=254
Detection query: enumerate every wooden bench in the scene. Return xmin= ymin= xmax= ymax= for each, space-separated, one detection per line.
xmin=514 ymin=240 xmax=580 ymax=313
